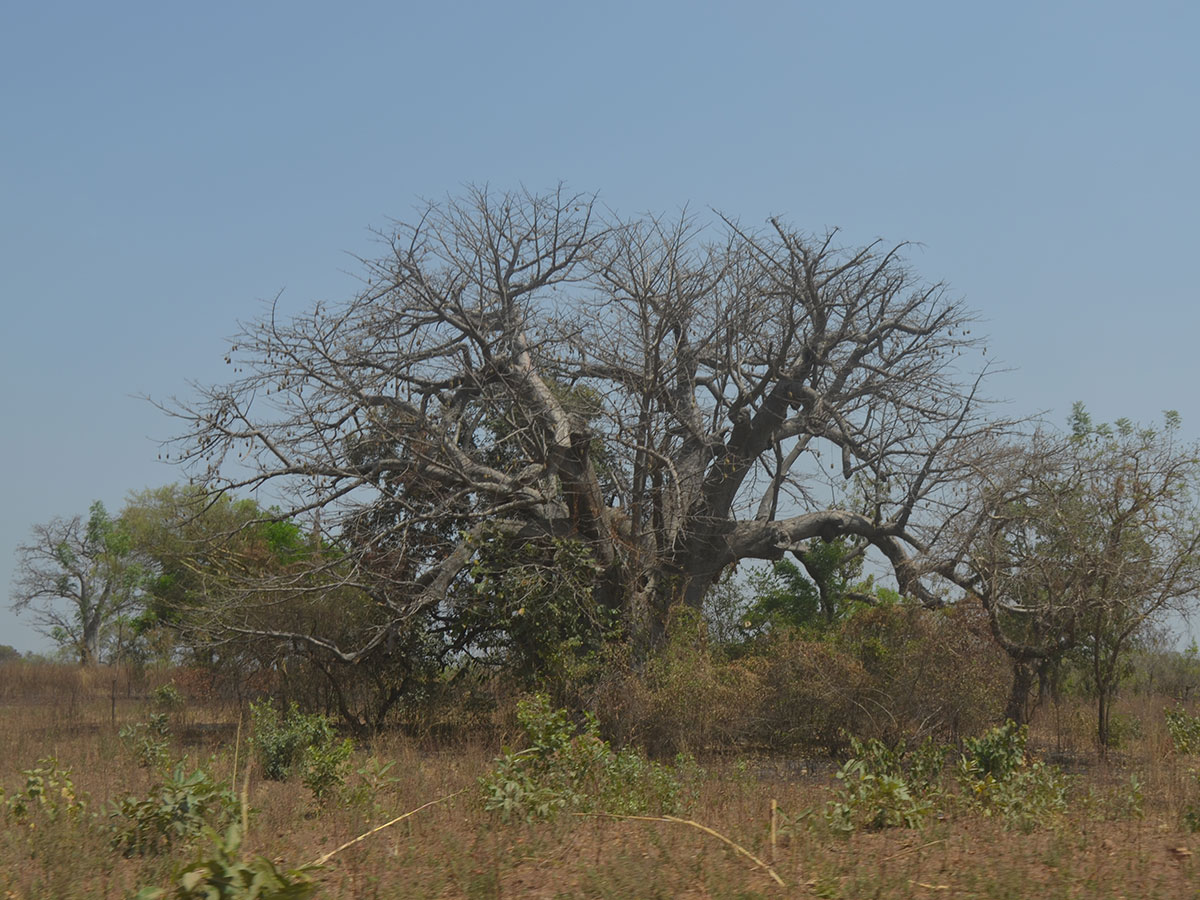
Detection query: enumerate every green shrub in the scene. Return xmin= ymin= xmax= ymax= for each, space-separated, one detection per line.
xmin=962 ymin=720 xmax=1026 ymax=781
xmin=1165 ymin=706 xmax=1200 ymax=754
xmin=826 ymin=765 xmax=932 ymax=833
xmin=1106 ymin=712 xmax=1143 ymax=750
xmin=133 ymin=824 xmax=319 ymax=900
xmin=121 ymin=711 xmax=174 ymax=770
xmin=1123 ymin=773 xmax=1145 ymax=820
xmin=481 ymin=693 xmax=697 ymax=823
xmin=111 ymin=762 xmax=239 ymax=856
xmin=346 ymin=757 xmax=403 ymax=824
xmin=2 ymin=758 xmax=99 ymax=882
xmin=2 ymin=757 xmax=89 ymax=823
xmin=838 ymin=735 xmax=948 ymax=792
xmin=249 ymin=702 xmax=327 ymax=772
xmin=300 ymin=737 xmax=354 ymax=803
xmin=248 ymin=701 xmax=355 ymax=803
xmin=1181 ymin=766 xmax=1200 ymax=831
xmin=824 ymin=737 xmax=938 ymax=833
xmin=153 ymin=681 xmax=187 ymax=714
xmin=955 ymin=722 xmax=1071 ymax=832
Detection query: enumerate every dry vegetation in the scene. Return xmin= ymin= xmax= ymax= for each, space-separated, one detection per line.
xmin=4 ymin=660 xmax=1200 ymax=900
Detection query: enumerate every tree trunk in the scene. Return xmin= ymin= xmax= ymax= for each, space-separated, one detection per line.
xmin=1005 ymin=660 xmax=1036 ymax=725
xmin=1035 ymin=657 xmax=1059 ymax=709
xmin=1097 ymin=687 xmax=1111 ymax=753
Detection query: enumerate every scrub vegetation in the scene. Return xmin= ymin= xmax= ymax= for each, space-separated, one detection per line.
xmin=9 ymin=188 xmax=1200 ymax=896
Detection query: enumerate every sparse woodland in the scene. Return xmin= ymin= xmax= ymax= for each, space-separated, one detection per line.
xmin=8 ymin=188 xmax=1200 ymax=898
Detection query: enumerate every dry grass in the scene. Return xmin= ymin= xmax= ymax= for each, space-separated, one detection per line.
xmin=3 ymin=666 xmax=1200 ymax=898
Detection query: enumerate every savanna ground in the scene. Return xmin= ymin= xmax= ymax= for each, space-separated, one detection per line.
xmin=3 ymin=661 xmax=1200 ymax=900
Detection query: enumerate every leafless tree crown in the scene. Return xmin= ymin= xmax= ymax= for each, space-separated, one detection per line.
xmin=165 ymin=186 xmax=1003 ymax=652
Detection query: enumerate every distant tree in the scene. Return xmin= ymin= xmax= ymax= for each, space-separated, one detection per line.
xmin=962 ymin=407 xmax=1200 ymax=747
xmin=0 ymin=644 xmax=21 ymax=664
xmin=747 ymin=536 xmax=867 ymax=630
xmin=120 ymin=484 xmax=307 ymax=643
xmin=123 ymin=485 xmax=444 ymax=732
xmin=11 ymin=502 xmax=144 ymax=665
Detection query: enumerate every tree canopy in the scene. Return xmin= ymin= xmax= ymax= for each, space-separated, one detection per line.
xmin=960 ymin=407 xmax=1200 ymax=743
xmin=162 ymin=186 xmax=1003 ymax=664
xmin=11 ymin=501 xmax=143 ymax=665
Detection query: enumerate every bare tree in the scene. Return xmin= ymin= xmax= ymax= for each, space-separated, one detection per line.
xmin=163 ymin=186 xmax=1003 ymax=663
xmin=11 ymin=502 xmax=144 ymax=665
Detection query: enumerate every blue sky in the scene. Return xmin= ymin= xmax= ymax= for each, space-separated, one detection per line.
xmin=2 ymin=1 xmax=1197 ymax=652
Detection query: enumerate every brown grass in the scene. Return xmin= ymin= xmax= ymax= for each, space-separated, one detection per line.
xmin=3 ymin=665 xmax=1200 ymax=898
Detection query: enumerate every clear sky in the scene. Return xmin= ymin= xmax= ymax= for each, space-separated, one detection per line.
xmin=2 ymin=1 xmax=1197 ymax=653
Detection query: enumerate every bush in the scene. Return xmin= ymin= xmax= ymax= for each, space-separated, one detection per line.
xmin=120 ymin=711 xmax=174 ymax=770
xmin=481 ymin=693 xmax=697 ymax=823
xmin=599 ymin=609 xmax=762 ymax=756
xmin=1166 ymin=706 xmax=1200 ymax=754
xmin=824 ymin=736 xmax=942 ymax=833
xmin=2 ymin=758 xmax=100 ymax=885
xmin=955 ymin=722 xmax=1071 ymax=832
xmin=834 ymin=603 xmax=1009 ymax=744
xmin=111 ymin=762 xmax=239 ymax=856
xmin=300 ymin=736 xmax=354 ymax=802
xmin=345 ymin=757 xmax=403 ymax=825
xmin=133 ymin=824 xmax=318 ymax=900
xmin=596 ymin=601 xmax=1009 ymax=757
xmin=153 ymin=681 xmax=187 ymax=714
xmin=2 ymin=757 xmax=89 ymax=824
xmin=962 ymin=720 xmax=1027 ymax=781
xmin=752 ymin=634 xmax=871 ymax=753
xmin=1106 ymin=712 xmax=1143 ymax=750
xmin=249 ymin=701 xmax=355 ymax=803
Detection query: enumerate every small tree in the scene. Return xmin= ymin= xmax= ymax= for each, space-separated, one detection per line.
xmin=747 ymin=537 xmax=867 ymax=630
xmin=1065 ymin=408 xmax=1200 ymax=748
xmin=11 ymin=502 xmax=144 ymax=665
xmin=966 ymin=407 xmax=1200 ymax=748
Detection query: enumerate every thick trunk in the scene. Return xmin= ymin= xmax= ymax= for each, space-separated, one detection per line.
xmin=81 ymin=620 xmax=101 ymax=666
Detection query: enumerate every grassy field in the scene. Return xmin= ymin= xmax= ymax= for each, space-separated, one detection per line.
xmin=3 ymin=663 xmax=1200 ymax=899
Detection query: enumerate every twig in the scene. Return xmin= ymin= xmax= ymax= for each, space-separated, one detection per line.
xmin=575 ymin=812 xmax=786 ymax=887
xmin=310 ymin=789 xmax=466 ymax=867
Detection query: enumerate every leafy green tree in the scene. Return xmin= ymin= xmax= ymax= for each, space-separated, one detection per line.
xmin=11 ymin=502 xmax=144 ymax=665
xmin=124 ymin=484 xmax=447 ymax=733
xmin=748 ymin=537 xmax=866 ymax=630
xmin=1065 ymin=409 xmax=1200 ymax=748
xmin=121 ymin=484 xmax=307 ymax=644
xmin=452 ymin=527 xmax=617 ymax=701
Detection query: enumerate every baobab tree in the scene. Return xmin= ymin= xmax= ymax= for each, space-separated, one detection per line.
xmin=163 ymin=186 xmax=1004 ymax=669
